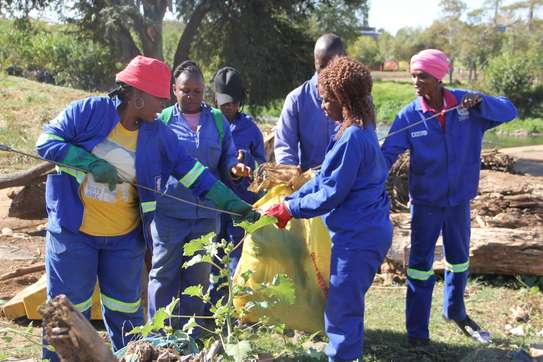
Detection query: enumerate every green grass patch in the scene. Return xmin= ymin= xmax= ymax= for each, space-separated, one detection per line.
xmin=490 ymin=118 xmax=543 ymax=135
xmin=0 ymin=74 xmax=91 ymax=172
xmin=372 ymin=80 xmax=415 ymax=124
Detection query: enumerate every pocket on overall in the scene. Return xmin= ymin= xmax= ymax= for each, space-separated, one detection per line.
xmin=45 ymin=173 xmax=83 ymax=233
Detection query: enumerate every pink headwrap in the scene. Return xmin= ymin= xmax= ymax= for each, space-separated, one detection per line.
xmin=410 ymin=49 xmax=450 ymax=81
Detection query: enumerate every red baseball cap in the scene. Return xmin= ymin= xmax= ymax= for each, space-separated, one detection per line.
xmin=116 ymin=55 xmax=171 ymax=99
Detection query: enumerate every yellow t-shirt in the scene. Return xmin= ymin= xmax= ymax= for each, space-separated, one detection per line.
xmin=79 ymin=122 xmax=139 ymax=236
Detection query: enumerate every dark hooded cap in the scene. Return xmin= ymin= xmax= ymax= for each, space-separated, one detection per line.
xmin=214 ymin=66 xmax=243 ymax=106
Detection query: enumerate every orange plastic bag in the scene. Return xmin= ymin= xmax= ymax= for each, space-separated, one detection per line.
xmin=233 ymin=185 xmax=331 ymax=333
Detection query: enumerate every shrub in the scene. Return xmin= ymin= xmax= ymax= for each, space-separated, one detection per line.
xmin=0 ymin=19 xmax=118 ymax=91
xmin=485 ymin=54 xmax=542 ymax=117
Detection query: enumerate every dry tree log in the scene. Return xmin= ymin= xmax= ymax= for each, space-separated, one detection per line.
xmin=389 ymin=220 xmax=543 ymax=276
xmin=39 ymin=295 xmax=118 ymax=362
xmin=0 ymin=162 xmax=53 ymax=189
xmin=0 ymin=263 xmax=45 ymax=281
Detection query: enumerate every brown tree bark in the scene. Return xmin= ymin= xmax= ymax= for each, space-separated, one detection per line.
xmin=40 ymin=295 xmax=118 ymax=362
xmin=172 ymin=0 xmax=214 ymax=70
xmin=0 ymin=162 xmax=52 ymax=189
xmin=0 ymin=263 xmax=45 ymax=281
xmin=389 ymin=222 xmax=543 ymax=276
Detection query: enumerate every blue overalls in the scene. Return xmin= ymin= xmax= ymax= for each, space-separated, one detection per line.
xmin=274 ymin=73 xmax=337 ymax=171
xmin=381 ymin=89 xmax=517 ymax=340
xmin=147 ymin=104 xmax=239 ymax=332
xmin=217 ymin=111 xmax=266 ymax=274
xmin=285 ymin=125 xmax=393 ymax=362
xmin=36 ymin=96 xmax=217 ymax=361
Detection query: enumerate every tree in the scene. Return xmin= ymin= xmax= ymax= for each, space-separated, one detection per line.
xmin=438 ymin=0 xmax=467 ymax=83
xmin=504 ymin=0 xmax=543 ymax=31
xmin=1 ymin=0 xmax=369 ymax=105
xmin=457 ymin=23 xmax=503 ymax=81
xmin=348 ymin=36 xmax=381 ymax=69
xmin=308 ymin=0 xmax=369 ymax=45
xmin=187 ymin=1 xmax=316 ymax=106
xmin=391 ymin=27 xmax=426 ymax=62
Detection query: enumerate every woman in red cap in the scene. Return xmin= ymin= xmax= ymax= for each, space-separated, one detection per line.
xmin=36 ymin=55 xmax=258 ymax=361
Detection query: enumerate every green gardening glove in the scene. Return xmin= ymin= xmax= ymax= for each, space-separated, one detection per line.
xmin=205 ymin=181 xmax=261 ymax=223
xmin=63 ymin=145 xmax=122 ymax=191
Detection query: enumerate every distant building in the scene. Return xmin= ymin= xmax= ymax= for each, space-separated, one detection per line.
xmin=383 ymin=60 xmax=399 ymax=72
xmin=360 ymin=26 xmax=380 ymax=41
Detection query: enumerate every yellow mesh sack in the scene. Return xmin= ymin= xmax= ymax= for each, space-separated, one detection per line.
xmin=233 ymin=184 xmax=331 ymax=333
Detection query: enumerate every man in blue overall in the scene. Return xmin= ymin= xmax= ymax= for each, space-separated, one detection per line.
xmin=274 ymin=33 xmax=345 ymax=171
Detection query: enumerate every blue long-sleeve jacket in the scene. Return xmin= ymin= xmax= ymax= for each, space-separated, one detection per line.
xmin=35 ymin=96 xmax=217 ymax=243
xmin=157 ymin=104 xmax=239 ymax=219
xmin=274 ymin=73 xmax=337 ymax=171
xmin=285 ymin=125 xmax=392 ymax=250
xmin=381 ymin=89 xmax=517 ymax=207
xmin=225 ymin=111 xmax=266 ymax=204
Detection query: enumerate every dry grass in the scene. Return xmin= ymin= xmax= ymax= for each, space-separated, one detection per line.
xmin=0 ymin=74 xmax=92 ymax=173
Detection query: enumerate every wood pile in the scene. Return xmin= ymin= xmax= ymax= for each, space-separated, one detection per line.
xmin=248 ymin=162 xmax=314 ymax=193
xmin=386 ymin=152 xmax=410 ymax=212
xmin=472 ymin=170 xmax=543 ymax=228
xmin=480 ymin=148 xmax=517 ymax=173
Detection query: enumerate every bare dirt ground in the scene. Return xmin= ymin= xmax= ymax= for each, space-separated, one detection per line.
xmin=0 ymin=188 xmax=46 ymax=302
xmin=500 ymin=144 xmax=543 ymax=177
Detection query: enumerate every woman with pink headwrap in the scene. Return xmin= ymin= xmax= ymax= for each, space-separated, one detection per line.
xmin=381 ymin=49 xmax=517 ymax=348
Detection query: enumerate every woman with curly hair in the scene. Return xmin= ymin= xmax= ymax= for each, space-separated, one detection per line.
xmin=266 ymin=56 xmax=392 ymax=362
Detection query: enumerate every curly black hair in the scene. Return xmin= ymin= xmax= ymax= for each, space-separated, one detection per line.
xmin=318 ymin=56 xmax=374 ymax=138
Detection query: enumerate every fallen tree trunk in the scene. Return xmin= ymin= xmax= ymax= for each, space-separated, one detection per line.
xmin=0 ymin=263 xmax=45 ymax=281
xmin=0 ymin=162 xmax=52 ymax=189
xmin=39 ymin=295 xmax=118 ymax=362
xmin=8 ymin=182 xmax=47 ymax=219
xmin=388 ymin=220 xmax=543 ymax=276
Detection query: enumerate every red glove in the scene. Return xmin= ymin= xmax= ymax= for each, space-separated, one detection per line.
xmin=265 ymin=203 xmax=293 ymax=229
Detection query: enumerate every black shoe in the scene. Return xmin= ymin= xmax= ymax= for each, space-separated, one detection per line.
xmin=407 ymin=336 xmax=430 ymax=348
xmin=446 ymin=315 xmax=492 ymax=344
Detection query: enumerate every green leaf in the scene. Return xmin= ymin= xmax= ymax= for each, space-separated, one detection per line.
xmin=183 ymin=232 xmax=216 ymax=256
xmin=182 ymin=316 xmax=198 ymax=335
xmin=259 ymin=273 xmax=296 ymax=305
xmin=127 ymin=321 xmax=154 ymax=337
xmin=183 ymin=254 xmax=213 ymax=269
xmin=237 ymin=215 xmax=276 ymax=234
xmin=1 ymin=336 xmax=13 ymax=343
xmin=183 ymin=285 xmax=204 ymax=299
xmin=151 ymin=308 xmax=168 ymax=330
xmin=224 ymin=340 xmax=252 ymax=362
xmin=164 ymin=297 xmax=179 ymax=317
xmin=240 ymin=270 xmax=254 ymax=284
